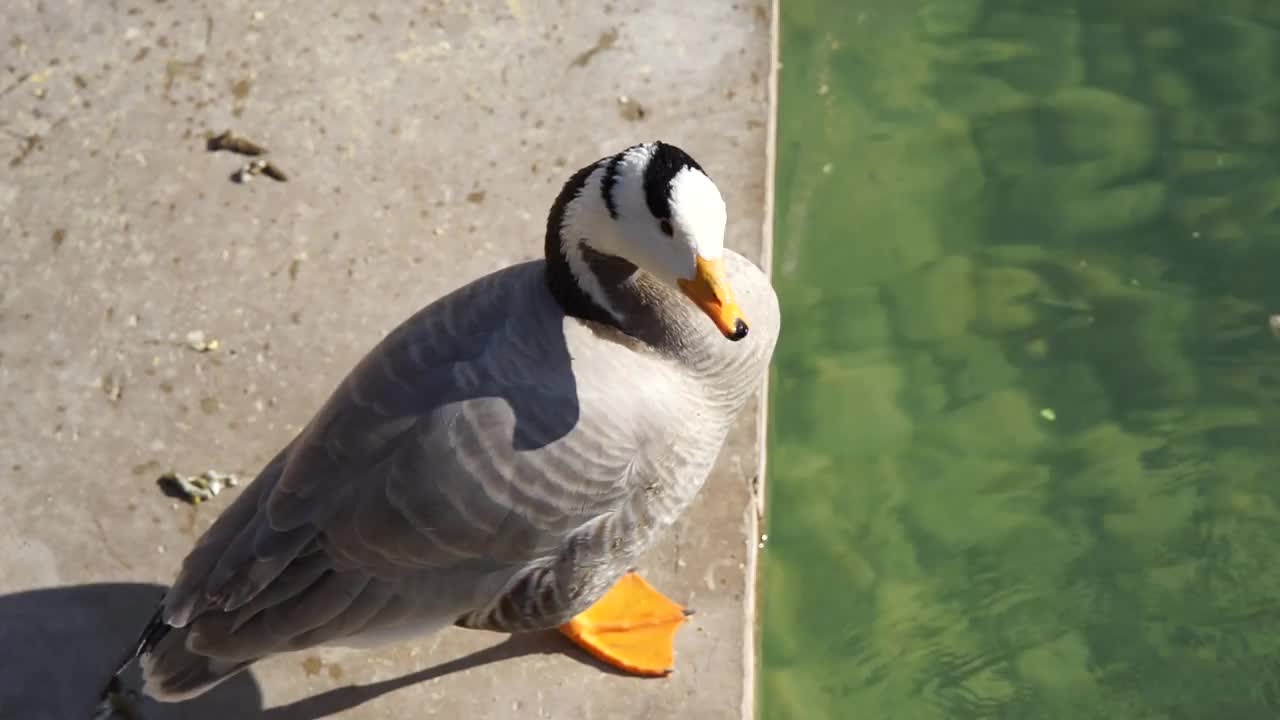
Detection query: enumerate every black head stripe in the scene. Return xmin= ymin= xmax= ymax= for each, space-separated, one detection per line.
xmin=601 ymin=152 xmax=625 ymax=219
xmin=642 ymin=142 xmax=704 ymax=222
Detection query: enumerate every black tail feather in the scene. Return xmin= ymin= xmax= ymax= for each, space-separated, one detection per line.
xmin=100 ymin=602 xmax=171 ymax=700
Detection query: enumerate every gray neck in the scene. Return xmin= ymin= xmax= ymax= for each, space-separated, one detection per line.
xmin=579 ymin=246 xmax=751 ymax=397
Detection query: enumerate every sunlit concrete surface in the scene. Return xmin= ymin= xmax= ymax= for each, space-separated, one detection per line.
xmin=0 ymin=1 xmax=774 ymax=717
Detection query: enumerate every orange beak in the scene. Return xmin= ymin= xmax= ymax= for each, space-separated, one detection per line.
xmin=677 ymin=256 xmax=749 ymax=341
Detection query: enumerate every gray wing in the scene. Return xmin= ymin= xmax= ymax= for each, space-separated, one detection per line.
xmin=161 ymin=263 xmax=648 ymax=658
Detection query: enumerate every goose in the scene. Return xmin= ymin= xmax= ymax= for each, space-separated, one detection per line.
xmin=111 ymin=140 xmax=781 ymax=702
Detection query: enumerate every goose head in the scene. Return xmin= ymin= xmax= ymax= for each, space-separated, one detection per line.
xmin=545 ymin=142 xmax=749 ymax=342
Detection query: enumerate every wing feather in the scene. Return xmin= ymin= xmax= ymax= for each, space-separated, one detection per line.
xmin=159 ymin=261 xmax=683 ymax=661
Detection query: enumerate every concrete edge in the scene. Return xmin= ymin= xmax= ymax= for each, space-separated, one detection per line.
xmin=755 ymin=0 xmax=782 ymax=525
xmin=742 ymin=1 xmax=782 ymax=718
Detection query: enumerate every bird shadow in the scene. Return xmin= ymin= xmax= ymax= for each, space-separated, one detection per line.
xmin=0 ymin=582 xmax=258 ymax=719
xmin=259 ymin=630 xmax=597 ymax=720
xmin=0 ymin=582 xmax=620 ymax=719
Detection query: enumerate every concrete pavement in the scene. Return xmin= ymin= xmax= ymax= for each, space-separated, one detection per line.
xmin=0 ymin=1 xmax=774 ymax=718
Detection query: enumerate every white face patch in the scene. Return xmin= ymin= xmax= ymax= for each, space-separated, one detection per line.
xmin=668 ymin=167 xmax=727 ymax=261
xmin=557 ymin=144 xmax=729 ymax=300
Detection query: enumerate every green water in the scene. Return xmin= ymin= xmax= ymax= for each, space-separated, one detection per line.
xmin=759 ymin=1 xmax=1280 ymax=718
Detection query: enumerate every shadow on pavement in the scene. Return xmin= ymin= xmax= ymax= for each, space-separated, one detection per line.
xmin=0 ymin=582 xmax=609 ymax=719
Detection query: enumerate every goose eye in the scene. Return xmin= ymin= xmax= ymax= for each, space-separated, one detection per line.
xmin=659 ymin=218 xmax=673 ymax=236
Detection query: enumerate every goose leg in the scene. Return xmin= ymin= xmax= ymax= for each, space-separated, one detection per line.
xmin=557 ymin=571 xmax=691 ymax=676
